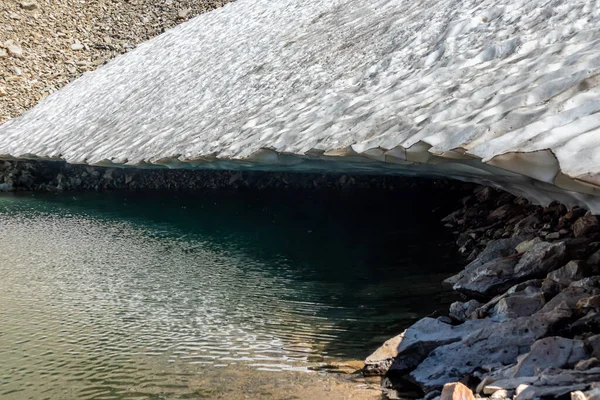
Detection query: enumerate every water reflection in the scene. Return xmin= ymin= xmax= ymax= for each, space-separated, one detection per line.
xmin=0 ymin=189 xmax=460 ymax=399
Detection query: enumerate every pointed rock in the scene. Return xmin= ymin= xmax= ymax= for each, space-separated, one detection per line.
xmin=440 ymin=382 xmax=475 ymax=400
xmin=548 ymin=261 xmax=587 ymax=286
xmin=364 ymin=317 xmax=488 ymax=376
xmin=514 ymin=241 xmax=568 ymax=280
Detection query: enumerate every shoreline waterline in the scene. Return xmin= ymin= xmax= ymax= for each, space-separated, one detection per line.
xmin=0 ymin=188 xmax=463 ymax=399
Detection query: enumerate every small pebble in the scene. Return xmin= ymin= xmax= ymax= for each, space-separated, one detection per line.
xmin=545 ymin=232 xmax=561 ymax=240
xmin=177 ymin=8 xmax=191 ymax=19
xmin=20 ymin=1 xmax=39 ymax=10
xmin=7 ymin=43 xmax=24 ymax=57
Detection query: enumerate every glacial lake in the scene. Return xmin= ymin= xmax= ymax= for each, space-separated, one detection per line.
xmin=0 ymin=189 xmax=460 ymax=399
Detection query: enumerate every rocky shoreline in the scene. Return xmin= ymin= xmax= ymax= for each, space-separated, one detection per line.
xmin=4 ymin=159 xmax=600 ymax=400
xmin=365 ymin=186 xmax=600 ymax=400
xmin=0 ymin=160 xmax=468 ymax=193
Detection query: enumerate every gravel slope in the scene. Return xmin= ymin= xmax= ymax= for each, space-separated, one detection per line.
xmin=0 ymin=0 xmax=230 ymax=122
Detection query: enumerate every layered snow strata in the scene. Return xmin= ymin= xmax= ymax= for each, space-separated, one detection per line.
xmin=1 ymin=0 xmax=600 ymax=210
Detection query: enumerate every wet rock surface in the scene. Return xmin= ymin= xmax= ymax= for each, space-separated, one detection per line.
xmin=367 ymin=186 xmax=600 ymax=400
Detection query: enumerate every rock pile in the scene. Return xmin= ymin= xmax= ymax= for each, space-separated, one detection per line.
xmin=366 ymin=186 xmax=600 ymax=400
xmin=0 ymin=0 xmax=231 ymax=122
xmin=0 ymin=160 xmax=467 ymax=192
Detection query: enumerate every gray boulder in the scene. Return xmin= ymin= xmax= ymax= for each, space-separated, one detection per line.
xmin=516 ymin=238 xmax=543 ymax=254
xmin=538 ymin=277 xmax=600 ymax=314
xmin=452 ymin=256 xmax=519 ymax=296
xmin=452 ymin=241 xmax=566 ymax=297
xmin=490 ymin=291 xmax=545 ymax=321
xmin=472 ymin=280 xmax=544 ymax=319
xmin=588 ymin=250 xmax=600 ymax=268
xmin=514 ymin=215 xmax=543 ymax=235
xmin=514 ymin=241 xmax=568 ymax=281
xmin=548 ymin=261 xmax=587 ymax=287
xmin=409 ymin=303 xmax=572 ymax=391
xmin=364 ymin=317 xmax=485 ymax=376
xmin=513 ymin=337 xmax=589 ymax=377
xmin=444 ymin=237 xmax=526 ymax=286
xmin=449 ymin=299 xmax=482 ymax=322
xmin=482 ymin=368 xmax=600 ymax=399
xmin=517 ymin=384 xmax=589 ymax=400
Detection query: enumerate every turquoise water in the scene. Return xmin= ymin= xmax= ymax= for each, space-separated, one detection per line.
xmin=0 ymin=189 xmax=460 ymax=399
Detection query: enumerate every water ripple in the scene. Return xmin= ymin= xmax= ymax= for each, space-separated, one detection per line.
xmin=0 ymin=190 xmax=459 ymax=399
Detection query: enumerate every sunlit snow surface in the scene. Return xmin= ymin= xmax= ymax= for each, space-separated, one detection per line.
xmin=1 ymin=0 xmax=600 ymax=209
